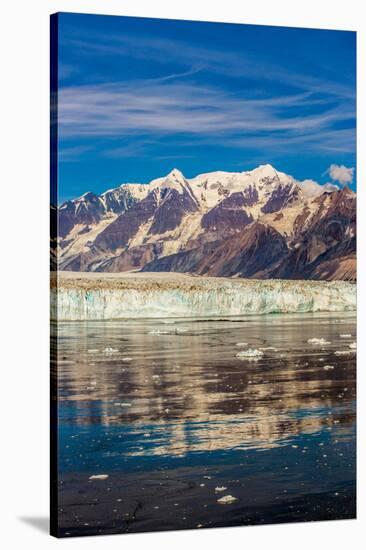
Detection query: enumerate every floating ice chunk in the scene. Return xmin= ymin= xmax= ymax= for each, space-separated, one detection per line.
xmin=121 ymin=357 xmax=132 ymax=362
xmin=215 ymin=486 xmax=227 ymax=492
xmin=307 ymin=338 xmax=331 ymax=345
xmin=259 ymin=346 xmax=278 ymax=351
xmin=89 ymin=474 xmax=109 ymax=480
xmin=149 ymin=330 xmax=170 ymax=335
xmin=87 ymin=349 xmax=99 ymax=353
xmin=340 ymin=334 xmax=352 ymax=338
xmin=349 ymin=342 xmax=357 ymax=349
xmin=236 ymin=348 xmax=264 ymax=359
xmin=103 ymin=347 xmax=119 ymax=353
xmin=335 ymin=350 xmax=353 ymax=355
xmin=323 ymin=365 xmax=335 ymax=370
xmin=217 ymin=495 xmax=237 ymax=504
xmin=236 ymin=342 xmax=248 ymax=347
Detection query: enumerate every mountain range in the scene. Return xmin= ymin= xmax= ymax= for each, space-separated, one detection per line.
xmin=56 ymin=164 xmax=356 ymax=281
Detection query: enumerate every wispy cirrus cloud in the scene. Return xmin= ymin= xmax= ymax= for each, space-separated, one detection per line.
xmin=59 ymin=30 xmax=354 ymax=148
xmin=225 ymin=127 xmax=356 ymax=155
xmin=58 ymin=144 xmax=95 ymax=162
xmin=63 ymin=30 xmax=355 ymax=100
xmin=59 ymin=80 xmax=354 ymax=143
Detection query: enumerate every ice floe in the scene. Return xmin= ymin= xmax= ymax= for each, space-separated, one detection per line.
xmin=307 ymin=338 xmax=331 ymax=345
xmin=103 ymin=347 xmax=119 ymax=354
xmin=217 ymin=495 xmax=237 ymax=504
xmin=236 ymin=348 xmax=264 ymax=360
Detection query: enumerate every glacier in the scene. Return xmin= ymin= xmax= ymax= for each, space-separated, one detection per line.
xmin=51 ymin=273 xmax=356 ymax=321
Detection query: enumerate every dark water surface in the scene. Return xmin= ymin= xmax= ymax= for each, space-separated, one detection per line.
xmin=53 ymin=312 xmax=356 ymax=536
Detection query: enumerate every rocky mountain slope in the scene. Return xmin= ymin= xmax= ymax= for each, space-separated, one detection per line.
xmin=56 ymin=164 xmax=356 ymax=281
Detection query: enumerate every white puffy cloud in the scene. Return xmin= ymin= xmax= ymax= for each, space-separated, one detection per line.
xmin=323 ymin=182 xmax=340 ymax=193
xmin=299 ymin=179 xmax=338 ymax=198
xmin=328 ymin=164 xmax=354 ymax=185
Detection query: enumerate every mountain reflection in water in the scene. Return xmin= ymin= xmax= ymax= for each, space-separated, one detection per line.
xmin=52 ymin=312 xmax=356 ymax=536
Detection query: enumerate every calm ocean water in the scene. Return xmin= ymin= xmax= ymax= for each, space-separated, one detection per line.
xmin=52 ymin=312 xmax=356 ymax=536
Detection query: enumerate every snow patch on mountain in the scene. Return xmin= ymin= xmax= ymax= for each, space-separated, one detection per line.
xmin=60 ymin=214 xmax=118 ymax=257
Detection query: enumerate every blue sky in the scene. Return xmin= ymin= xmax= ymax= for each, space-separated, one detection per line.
xmin=56 ymin=13 xmax=356 ymax=203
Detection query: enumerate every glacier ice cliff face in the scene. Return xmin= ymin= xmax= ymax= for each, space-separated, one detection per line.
xmin=51 ymin=274 xmax=356 ymax=321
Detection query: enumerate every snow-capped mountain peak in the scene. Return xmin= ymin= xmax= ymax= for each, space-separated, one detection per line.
xmin=148 ymin=168 xmax=189 ymax=194
xmin=167 ymin=168 xmax=186 ymax=182
xmin=160 ymin=168 xmax=188 ymax=193
xmin=251 ymin=163 xmax=278 ymax=179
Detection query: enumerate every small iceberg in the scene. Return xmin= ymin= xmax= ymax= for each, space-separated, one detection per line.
xmin=89 ymin=474 xmax=109 ymax=480
xmin=307 ymin=338 xmax=331 ymax=345
xmin=236 ymin=348 xmax=264 ymax=359
xmin=217 ymin=495 xmax=237 ymax=504
xmin=103 ymin=347 xmax=119 ymax=354
xmin=215 ymin=486 xmax=227 ymax=492
xmin=340 ymin=334 xmax=352 ymax=338
xmin=236 ymin=342 xmax=248 ymax=347
xmin=323 ymin=365 xmax=335 ymax=371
